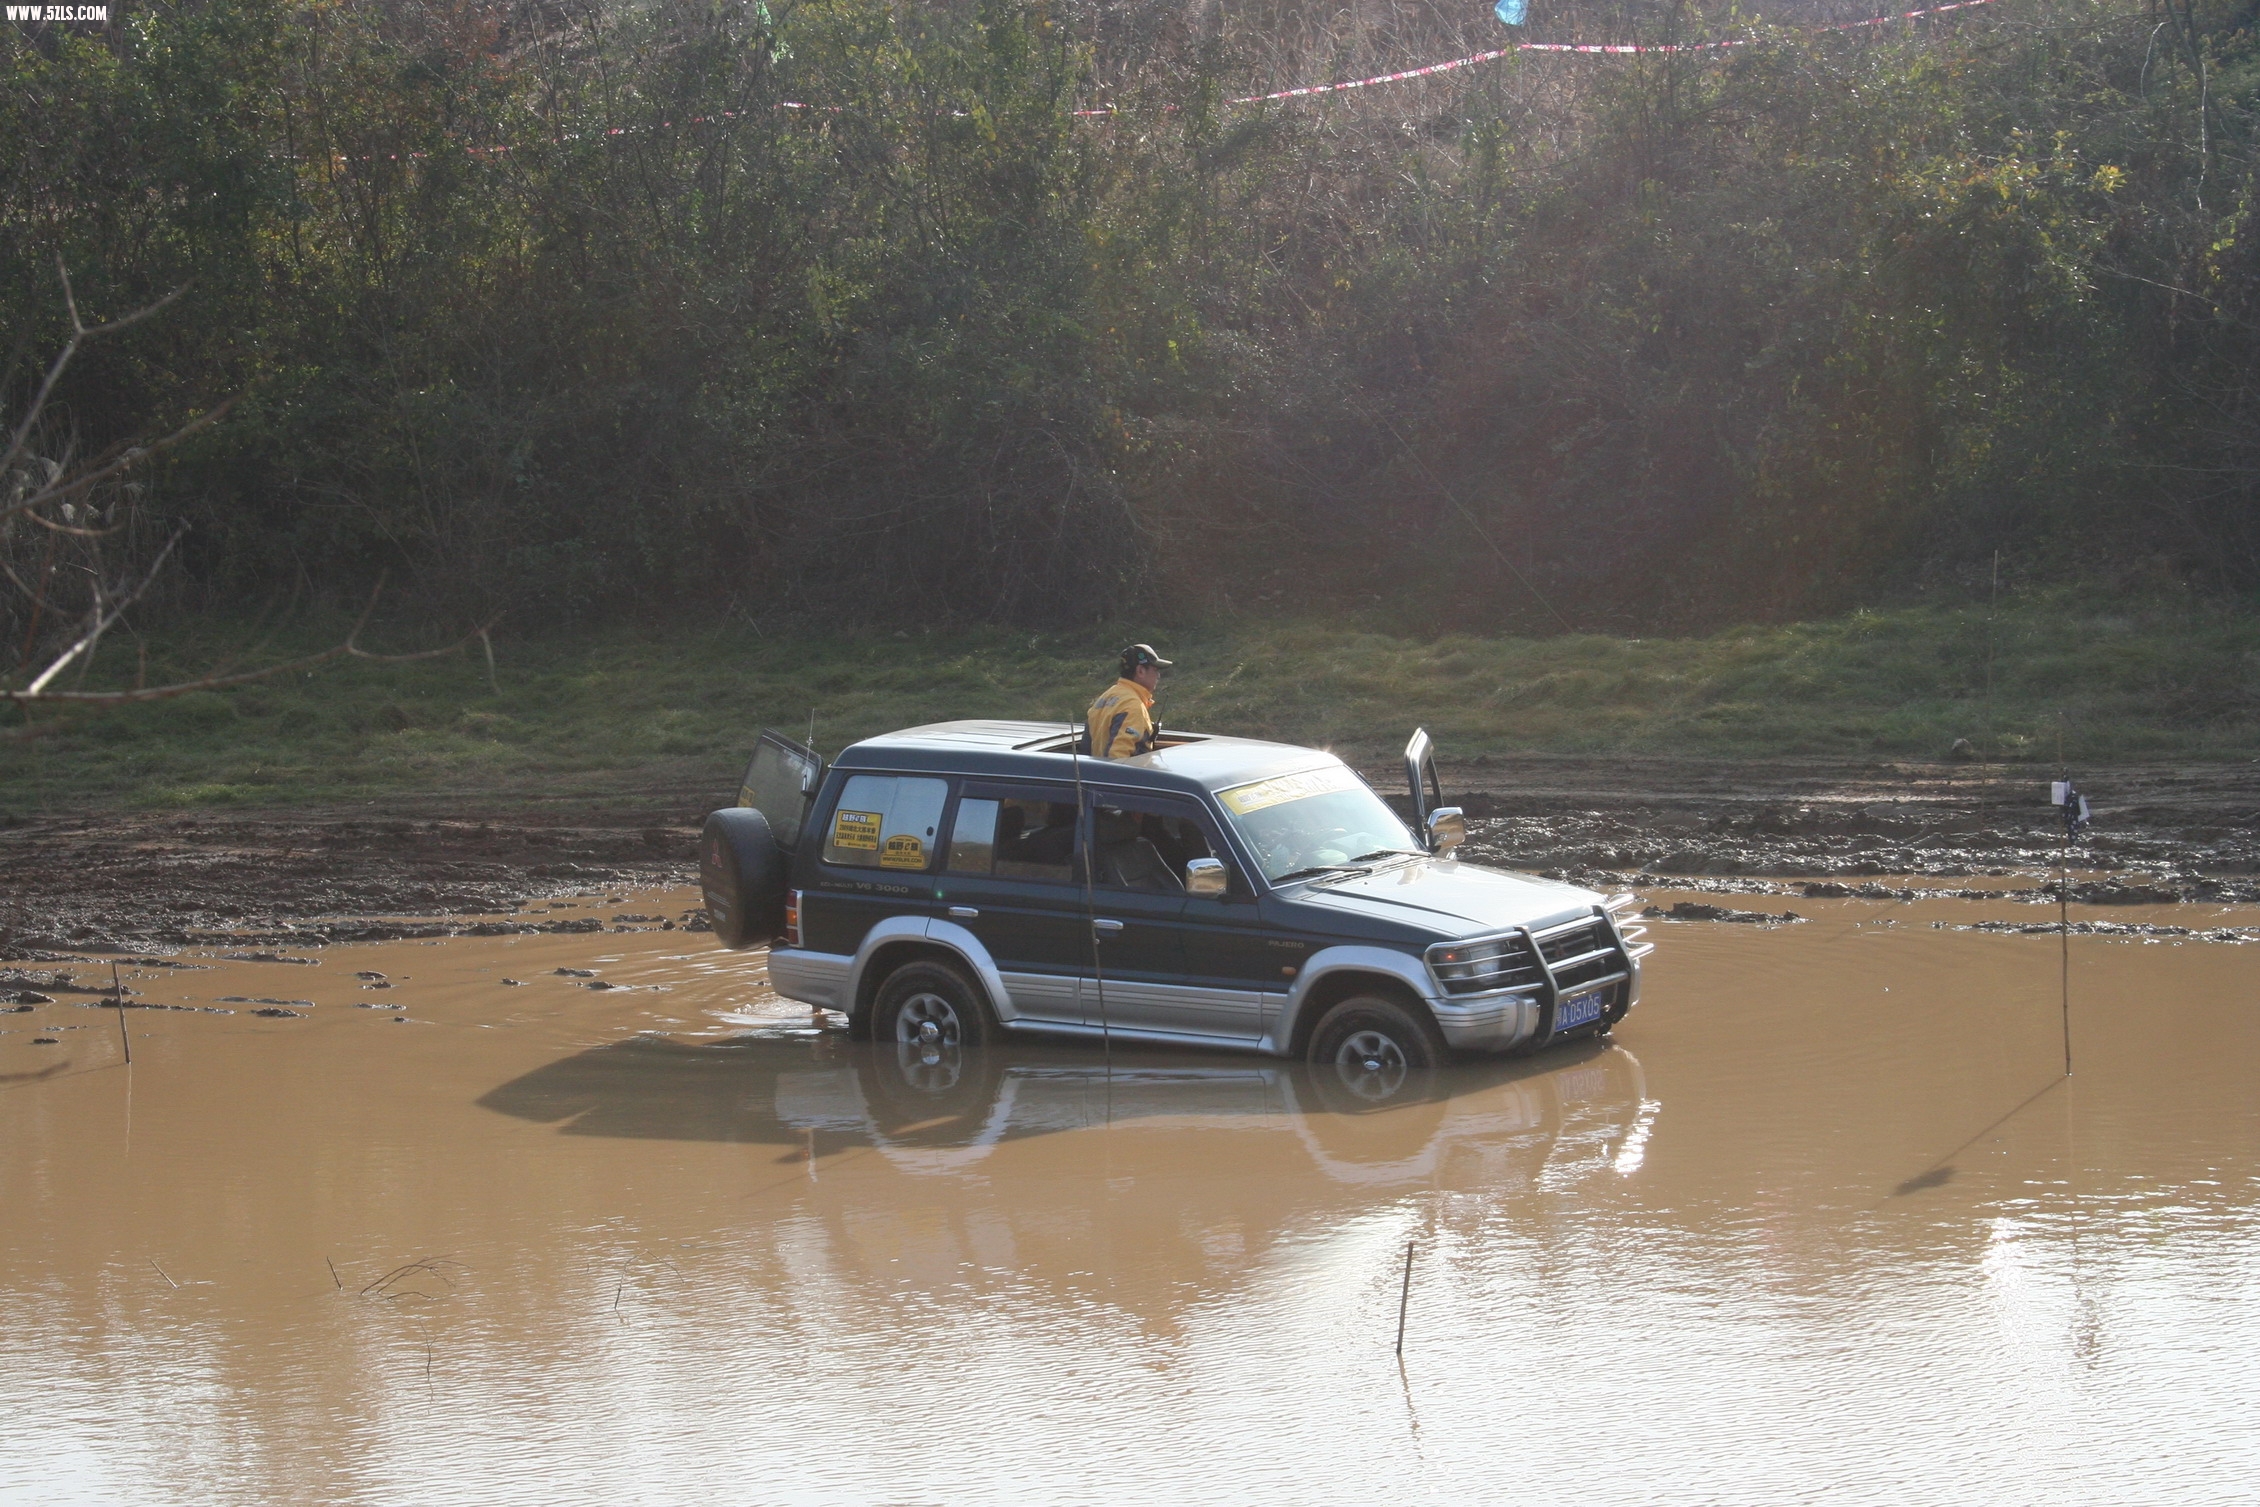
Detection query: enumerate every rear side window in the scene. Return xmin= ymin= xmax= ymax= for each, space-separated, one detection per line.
xmin=823 ymin=775 xmax=948 ymax=871
xmin=947 ymin=788 xmax=1080 ymax=884
xmin=740 ymin=733 xmax=822 ymax=849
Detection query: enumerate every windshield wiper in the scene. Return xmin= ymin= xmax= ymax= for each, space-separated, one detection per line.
xmin=1347 ymin=849 xmax=1420 ymax=863
xmin=1269 ymin=865 xmax=1366 ymax=884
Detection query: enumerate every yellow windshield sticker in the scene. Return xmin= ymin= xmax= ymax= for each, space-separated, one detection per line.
xmin=880 ymin=833 xmax=927 ymax=869
xmin=831 ymin=810 xmax=881 ymax=850
xmin=1217 ymin=764 xmax=1361 ymax=816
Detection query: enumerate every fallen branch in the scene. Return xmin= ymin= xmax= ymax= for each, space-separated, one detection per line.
xmin=4 ymin=575 xmax=501 ymax=707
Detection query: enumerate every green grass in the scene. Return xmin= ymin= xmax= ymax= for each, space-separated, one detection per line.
xmin=5 ymin=597 xmax=2257 ymax=811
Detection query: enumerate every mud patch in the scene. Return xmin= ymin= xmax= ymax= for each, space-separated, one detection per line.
xmin=1643 ymin=901 xmax=1805 ymax=924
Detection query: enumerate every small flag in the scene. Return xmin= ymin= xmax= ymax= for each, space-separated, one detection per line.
xmin=2050 ymin=780 xmax=2091 ymax=837
xmin=1495 ymin=0 xmax=1528 ymax=24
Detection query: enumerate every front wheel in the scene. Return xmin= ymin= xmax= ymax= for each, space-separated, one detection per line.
xmin=1307 ymin=994 xmax=1447 ymax=1104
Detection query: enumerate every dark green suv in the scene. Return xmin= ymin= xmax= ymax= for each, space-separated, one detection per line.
xmin=700 ymin=721 xmax=1650 ymax=1081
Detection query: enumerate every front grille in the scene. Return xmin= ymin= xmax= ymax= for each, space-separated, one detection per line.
xmin=1533 ymin=917 xmax=1625 ymax=991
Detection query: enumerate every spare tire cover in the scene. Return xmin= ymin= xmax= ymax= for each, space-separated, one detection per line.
xmin=701 ymin=807 xmax=787 ymax=949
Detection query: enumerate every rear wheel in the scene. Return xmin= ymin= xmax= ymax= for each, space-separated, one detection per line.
xmin=1307 ymin=993 xmax=1446 ymax=1104
xmin=871 ymin=959 xmax=992 ymax=1066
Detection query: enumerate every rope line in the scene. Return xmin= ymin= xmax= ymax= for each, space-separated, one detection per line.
xmin=315 ymin=0 xmax=2000 ymax=163
xmin=1148 ymin=0 xmax=2001 ymax=109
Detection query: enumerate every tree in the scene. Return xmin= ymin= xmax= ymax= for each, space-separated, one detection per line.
xmin=2 ymin=260 xmax=491 ymax=723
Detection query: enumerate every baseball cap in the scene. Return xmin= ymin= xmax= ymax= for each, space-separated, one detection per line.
xmin=1120 ymin=643 xmax=1173 ymax=675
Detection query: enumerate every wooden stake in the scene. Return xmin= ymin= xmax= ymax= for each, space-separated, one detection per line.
xmin=2059 ymin=839 xmax=2074 ymax=1078
xmin=112 ymin=960 xmax=129 ymax=1064
xmin=1395 ymin=1241 xmax=1415 ymax=1356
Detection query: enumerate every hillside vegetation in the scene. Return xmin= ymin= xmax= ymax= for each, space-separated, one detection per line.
xmin=4 ymin=0 xmax=2257 ymax=641
xmin=3 ymin=599 xmax=2252 ymax=810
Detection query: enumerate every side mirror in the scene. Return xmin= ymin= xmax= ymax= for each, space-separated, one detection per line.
xmin=1426 ymin=807 xmax=1467 ymax=855
xmin=1185 ymin=857 xmax=1230 ymax=897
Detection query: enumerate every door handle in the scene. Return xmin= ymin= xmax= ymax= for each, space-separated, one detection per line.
xmin=1092 ymin=918 xmax=1125 ymax=935
xmin=946 ymin=906 xmax=979 ymax=920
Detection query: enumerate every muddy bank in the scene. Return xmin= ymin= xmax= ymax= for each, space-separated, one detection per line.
xmin=1442 ymin=752 xmax=2260 ymax=904
xmin=0 ymin=811 xmax=707 ymax=957
xmin=3 ymin=754 xmax=2254 ymax=953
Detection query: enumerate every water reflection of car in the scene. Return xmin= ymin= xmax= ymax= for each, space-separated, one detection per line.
xmin=478 ymin=1030 xmax=1654 ymax=1191
xmin=699 ymin=721 xmax=1653 ymax=1077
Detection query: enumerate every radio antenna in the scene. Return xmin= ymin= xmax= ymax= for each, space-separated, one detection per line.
xmin=1071 ymin=714 xmax=1113 ymax=1080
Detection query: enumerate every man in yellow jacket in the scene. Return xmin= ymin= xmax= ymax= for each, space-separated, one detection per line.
xmin=1087 ymin=643 xmax=1171 ymax=758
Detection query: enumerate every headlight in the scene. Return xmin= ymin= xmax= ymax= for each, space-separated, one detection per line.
xmin=1426 ymin=935 xmax=1542 ymax=994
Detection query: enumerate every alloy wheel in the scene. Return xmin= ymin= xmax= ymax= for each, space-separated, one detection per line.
xmin=1333 ymin=1027 xmax=1410 ymax=1101
xmin=891 ymin=990 xmax=965 ymax=1091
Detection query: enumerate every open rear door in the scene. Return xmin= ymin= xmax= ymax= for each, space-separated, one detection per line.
xmin=1404 ymin=728 xmax=1445 ymax=837
xmin=738 ymin=730 xmax=824 ymax=850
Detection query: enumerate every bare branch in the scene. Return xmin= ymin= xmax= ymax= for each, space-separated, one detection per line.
xmin=17 ymin=511 xmax=128 ymax=539
xmin=3 ymin=397 xmax=238 ymax=527
xmin=20 ymin=528 xmax=186 ymax=696
xmin=1 ymin=337 xmax=80 ymax=483
xmin=3 ymin=597 xmax=504 ymax=707
xmin=3 ymin=259 xmax=193 ymax=490
xmin=58 ymin=254 xmax=81 ymax=334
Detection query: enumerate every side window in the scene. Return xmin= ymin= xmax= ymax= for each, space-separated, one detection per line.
xmin=1089 ymin=791 xmax=1226 ymax=894
xmin=740 ymin=733 xmax=821 ymax=849
xmin=822 ymin=775 xmax=948 ymax=872
xmin=948 ymin=798 xmax=1000 ymax=872
xmin=947 ymin=787 xmax=1080 ymax=884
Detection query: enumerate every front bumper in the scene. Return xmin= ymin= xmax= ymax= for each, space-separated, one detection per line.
xmin=1424 ymin=900 xmax=1650 ymax=1053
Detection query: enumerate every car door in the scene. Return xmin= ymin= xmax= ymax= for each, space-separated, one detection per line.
xmin=738 ymin=730 xmax=823 ymax=846
xmin=933 ymin=782 xmax=1091 ymax=1027
xmin=1085 ymin=788 xmax=1270 ymax=1043
xmin=801 ymin=771 xmax=949 ymax=955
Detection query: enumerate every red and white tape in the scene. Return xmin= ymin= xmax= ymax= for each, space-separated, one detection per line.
xmin=321 ymin=0 xmax=1999 ymax=162
xmin=1211 ymin=0 xmax=1997 ymax=106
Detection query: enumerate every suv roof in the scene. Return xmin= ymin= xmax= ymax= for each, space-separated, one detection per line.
xmin=832 ymin=719 xmax=1340 ymax=796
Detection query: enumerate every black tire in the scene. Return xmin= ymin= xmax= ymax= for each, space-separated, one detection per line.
xmin=854 ymin=970 xmax=1006 ymax=1140
xmin=1306 ymin=993 xmax=1447 ymax=1106
xmin=870 ymin=959 xmax=993 ymax=1057
xmin=700 ymin=807 xmax=787 ymax=949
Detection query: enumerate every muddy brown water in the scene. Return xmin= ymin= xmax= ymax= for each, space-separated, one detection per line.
xmin=3 ymin=887 xmax=2255 ymax=1505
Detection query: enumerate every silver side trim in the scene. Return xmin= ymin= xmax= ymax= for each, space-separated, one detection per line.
xmin=996 ymin=969 xmax=1082 ymax=1026
xmin=1091 ymin=977 xmax=1267 ymax=1042
xmin=997 ymin=1017 xmax=1280 ymax=1056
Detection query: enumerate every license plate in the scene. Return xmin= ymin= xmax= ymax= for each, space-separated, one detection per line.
xmin=1554 ymin=987 xmax=1607 ymax=1032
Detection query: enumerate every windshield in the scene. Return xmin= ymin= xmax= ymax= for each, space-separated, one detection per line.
xmin=1215 ymin=763 xmax=1421 ymax=882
